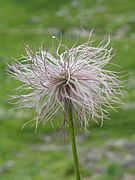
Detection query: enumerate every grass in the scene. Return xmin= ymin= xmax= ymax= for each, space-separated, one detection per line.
xmin=0 ymin=0 xmax=135 ymax=179
xmin=0 ymin=0 xmax=135 ymax=34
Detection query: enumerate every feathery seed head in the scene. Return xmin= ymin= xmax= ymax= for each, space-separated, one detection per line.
xmin=9 ymin=34 xmax=123 ymax=130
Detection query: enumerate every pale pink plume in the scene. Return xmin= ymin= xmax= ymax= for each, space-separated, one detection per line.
xmin=8 ymin=34 xmax=123 ymax=131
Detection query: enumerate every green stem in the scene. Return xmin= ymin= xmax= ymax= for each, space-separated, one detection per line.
xmin=67 ymin=102 xmax=81 ymax=180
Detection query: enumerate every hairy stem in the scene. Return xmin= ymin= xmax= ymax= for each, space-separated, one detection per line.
xmin=67 ymin=102 xmax=81 ymax=180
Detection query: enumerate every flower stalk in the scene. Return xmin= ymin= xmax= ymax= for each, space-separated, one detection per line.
xmin=8 ymin=34 xmax=123 ymax=179
xmin=67 ymin=101 xmax=81 ymax=180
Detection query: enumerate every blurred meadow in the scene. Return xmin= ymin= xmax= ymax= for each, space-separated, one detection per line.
xmin=0 ymin=0 xmax=135 ymax=179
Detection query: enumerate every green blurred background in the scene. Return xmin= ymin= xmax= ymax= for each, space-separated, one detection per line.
xmin=0 ymin=0 xmax=135 ymax=179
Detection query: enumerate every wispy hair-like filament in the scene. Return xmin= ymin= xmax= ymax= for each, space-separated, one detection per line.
xmin=8 ymin=34 xmax=123 ymax=131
